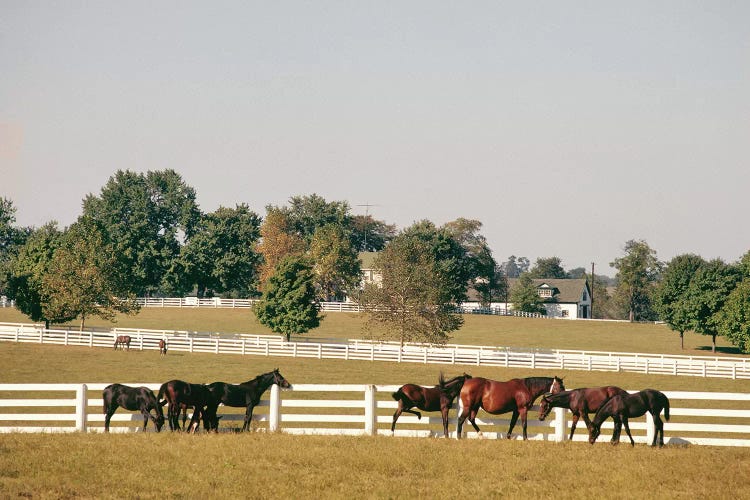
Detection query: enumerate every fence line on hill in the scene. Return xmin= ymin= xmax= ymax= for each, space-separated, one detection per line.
xmin=1 ymin=322 xmax=748 ymax=380
xmin=0 ymin=383 xmax=748 ymax=447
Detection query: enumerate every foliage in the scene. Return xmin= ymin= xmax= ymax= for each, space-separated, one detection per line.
xmin=179 ymin=204 xmax=262 ymax=297
xmin=42 ymin=218 xmax=139 ymax=330
xmin=683 ymin=258 xmax=742 ymax=352
xmin=4 ymin=222 xmax=63 ymax=325
xmin=610 ymin=239 xmax=662 ymax=321
xmin=350 ymin=214 xmax=396 ymax=252
xmin=501 ymin=255 xmax=530 ymax=278
xmin=256 ymin=208 xmax=306 ymax=287
xmin=590 ymin=275 xmax=617 ymax=320
xmin=0 ymin=198 xmax=31 ymax=295
xmin=509 ymin=273 xmax=546 ymax=314
xmin=716 ymin=279 xmax=750 ymax=353
xmin=359 ymin=235 xmax=463 ymax=346
xmin=279 ymin=194 xmax=351 ymax=241
xmin=441 ymin=218 xmax=498 ymax=304
xmin=308 ymin=224 xmax=361 ymax=301
xmin=81 ymin=169 xmax=200 ymax=296
xmin=527 ymin=257 xmax=567 ymax=279
xmin=253 ymin=256 xmax=321 ymax=341
xmin=653 ymin=254 xmax=706 ymax=349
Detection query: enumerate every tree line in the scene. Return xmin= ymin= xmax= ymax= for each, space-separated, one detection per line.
xmin=1 ymin=169 xmax=749 ymax=352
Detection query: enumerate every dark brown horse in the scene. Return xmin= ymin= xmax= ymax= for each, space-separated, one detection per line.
xmin=159 ymin=338 xmax=167 ymax=356
xmin=391 ymin=373 xmax=472 ymax=438
xmin=205 ymin=369 xmax=292 ymax=432
xmin=457 ymin=376 xmax=564 ymax=440
xmin=589 ymin=389 xmax=670 ymax=447
xmin=102 ymin=383 xmax=165 ymax=432
xmin=538 ymin=386 xmax=628 ymax=441
xmin=157 ymin=380 xmax=214 ymax=432
xmin=114 ymin=335 xmax=131 ymax=350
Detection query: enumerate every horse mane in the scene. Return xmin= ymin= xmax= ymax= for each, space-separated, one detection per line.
xmin=524 ymin=376 xmax=562 ymax=396
xmin=242 ymin=370 xmax=276 ymax=386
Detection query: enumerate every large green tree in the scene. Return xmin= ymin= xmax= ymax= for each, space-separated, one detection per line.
xmin=279 ymin=194 xmax=352 ymax=241
xmin=716 ymin=279 xmax=750 ymax=353
xmin=42 ymin=218 xmax=139 ymax=330
xmin=502 ymin=255 xmax=530 ymax=278
xmin=610 ymin=239 xmax=662 ymax=321
xmin=256 ymin=208 xmax=306 ymax=287
xmin=179 ymin=204 xmax=262 ymax=298
xmin=350 ymin=214 xmax=396 ymax=252
xmin=82 ymin=169 xmax=200 ymax=296
xmin=359 ymin=235 xmax=463 ymax=346
xmin=684 ymin=258 xmax=742 ymax=353
xmin=308 ymin=224 xmax=361 ymax=302
xmin=0 ymin=198 xmax=31 ymax=295
xmin=253 ymin=256 xmax=321 ymax=341
xmin=509 ymin=273 xmax=546 ymax=315
xmin=654 ymin=254 xmax=706 ymax=349
xmin=528 ymin=257 xmax=567 ymax=279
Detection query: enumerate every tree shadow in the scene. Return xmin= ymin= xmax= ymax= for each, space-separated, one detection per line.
xmin=694 ymin=345 xmax=743 ymax=355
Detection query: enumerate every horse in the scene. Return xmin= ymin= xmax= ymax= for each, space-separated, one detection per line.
xmin=114 ymin=335 xmax=131 ymax=350
xmin=157 ymin=379 xmax=214 ymax=432
xmin=205 ymin=369 xmax=292 ymax=432
xmin=538 ymin=386 xmax=628 ymax=441
xmin=457 ymin=376 xmax=565 ymax=440
xmin=391 ymin=373 xmax=472 ymax=438
xmin=589 ymin=389 xmax=670 ymax=447
xmin=102 ymin=383 xmax=165 ymax=432
xmin=159 ymin=338 xmax=167 ymax=356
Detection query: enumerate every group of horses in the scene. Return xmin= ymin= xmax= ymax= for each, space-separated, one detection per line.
xmin=392 ymin=374 xmax=670 ymax=446
xmin=113 ymin=336 xmax=168 ymax=355
xmin=102 ymin=369 xmax=292 ymax=433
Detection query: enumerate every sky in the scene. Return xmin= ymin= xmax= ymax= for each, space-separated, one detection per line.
xmin=2 ymin=1 xmax=749 ymax=276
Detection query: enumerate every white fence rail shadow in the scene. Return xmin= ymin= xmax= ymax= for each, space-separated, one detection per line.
xmin=0 ymin=383 xmax=748 ymax=447
xmin=1 ymin=322 xmax=749 ymax=380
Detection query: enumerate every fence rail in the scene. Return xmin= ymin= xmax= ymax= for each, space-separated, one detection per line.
xmin=1 ymin=323 xmax=749 ymax=380
xmin=0 ymin=383 xmax=748 ymax=447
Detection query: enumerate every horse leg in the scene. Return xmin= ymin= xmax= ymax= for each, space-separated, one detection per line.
xmin=391 ymin=406 xmax=402 ymax=432
xmin=621 ymin=417 xmax=635 ymax=446
xmin=569 ymin=413 xmax=580 ymax=441
xmin=104 ymin=405 xmax=117 ymax=433
xmin=468 ymin=410 xmax=482 ymax=435
xmin=507 ymin=410 xmax=520 ymax=440
xmin=140 ymin=409 xmax=150 ymax=431
xmin=519 ymin=408 xmax=529 ymax=440
xmin=456 ymin=408 xmax=469 ymax=439
xmin=242 ymin=405 xmax=255 ymax=432
xmin=441 ymin=406 xmax=449 ymax=438
xmin=653 ymin=413 xmax=664 ymax=447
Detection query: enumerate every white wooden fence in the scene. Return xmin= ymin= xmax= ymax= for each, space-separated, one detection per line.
xmin=2 ymin=322 xmax=749 ymax=380
xmin=0 ymin=383 xmax=748 ymax=447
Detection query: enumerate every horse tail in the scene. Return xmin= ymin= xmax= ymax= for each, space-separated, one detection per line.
xmin=157 ymin=382 xmax=168 ymax=406
xmin=663 ymin=394 xmax=670 ymax=421
xmin=392 ymin=388 xmax=404 ymax=401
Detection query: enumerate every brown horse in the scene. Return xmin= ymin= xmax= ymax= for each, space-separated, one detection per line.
xmin=391 ymin=373 xmax=472 ymax=438
xmin=102 ymin=384 xmax=165 ymax=432
xmin=457 ymin=376 xmax=564 ymax=440
xmin=157 ymin=380 xmax=214 ymax=432
xmin=538 ymin=386 xmax=628 ymax=441
xmin=114 ymin=335 xmax=131 ymax=350
xmin=589 ymin=389 xmax=670 ymax=447
xmin=159 ymin=338 xmax=167 ymax=356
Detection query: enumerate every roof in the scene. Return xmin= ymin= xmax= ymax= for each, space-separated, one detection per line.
xmin=508 ymin=278 xmax=590 ymax=303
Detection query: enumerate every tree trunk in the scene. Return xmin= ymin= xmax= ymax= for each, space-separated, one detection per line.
xmin=80 ymin=314 xmax=86 ymax=332
xmin=712 ymin=333 xmax=717 ymax=353
xmin=680 ymin=331 xmax=684 ymax=350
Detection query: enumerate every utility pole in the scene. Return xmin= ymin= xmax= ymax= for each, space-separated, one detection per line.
xmin=356 ymin=203 xmax=378 ymax=250
xmin=590 ymin=262 xmax=595 ymax=319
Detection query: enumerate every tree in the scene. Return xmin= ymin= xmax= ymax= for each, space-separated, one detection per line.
xmin=253 ymin=256 xmax=321 ymax=342
xmin=350 ymin=214 xmax=396 ymax=252
xmin=359 ymin=235 xmax=463 ymax=346
xmin=0 ymin=198 xmax=31 ymax=295
xmin=179 ymin=204 xmax=262 ymax=297
xmin=256 ymin=208 xmax=305 ymax=287
xmin=82 ymin=169 xmax=200 ymax=296
xmin=610 ymin=240 xmax=662 ymax=321
xmin=502 ymin=255 xmax=530 ymax=278
xmin=308 ymin=225 xmax=361 ymax=302
xmin=280 ymin=194 xmax=351 ymax=241
xmin=654 ymin=254 xmax=706 ymax=349
xmin=716 ymin=279 xmax=750 ymax=353
xmin=4 ymin=222 xmax=64 ymax=327
xmin=509 ymin=273 xmax=546 ymax=315
xmin=42 ymin=218 xmax=139 ymax=330
xmin=441 ymin=218 xmax=498 ymax=299
xmin=528 ymin=257 xmax=567 ymax=279
xmin=683 ymin=258 xmax=741 ymax=353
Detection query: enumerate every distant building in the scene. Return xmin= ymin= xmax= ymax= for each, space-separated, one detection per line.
xmin=466 ymin=278 xmax=592 ymax=319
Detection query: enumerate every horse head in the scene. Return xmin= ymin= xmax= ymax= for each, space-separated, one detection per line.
xmin=551 ymin=376 xmax=565 ymax=394
xmin=273 ymin=368 xmax=292 ymax=390
xmin=538 ymin=393 xmax=553 ymax=421
xmin=588 ymin=423 xmax=601 ymax=444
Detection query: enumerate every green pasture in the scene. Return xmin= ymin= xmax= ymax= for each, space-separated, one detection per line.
xmin=2 ymin=307 xmax=750 ymax=498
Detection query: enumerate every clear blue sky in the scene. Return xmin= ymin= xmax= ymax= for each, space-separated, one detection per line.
xmin=2 ymin=1 xmax=749 ymax=275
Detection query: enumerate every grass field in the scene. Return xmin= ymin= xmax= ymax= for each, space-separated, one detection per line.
xmin=2 ymin=307 xmax=750 ymax=499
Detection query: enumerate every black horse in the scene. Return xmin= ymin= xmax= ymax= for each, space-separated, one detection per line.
xmin=589 ymin=389 xmax=670 ymax=447
xmin=205 ymin=369 xmax=292 ymax=432
xmin=538 ymin=386 xmax=628 ymax=441
xmin=391 ymin=373 xmax=472 ymax=438
xmin=157 ymin=379 xmax=214 ymax=432
xmin=102 ymin=383 xmax=165 ymax=432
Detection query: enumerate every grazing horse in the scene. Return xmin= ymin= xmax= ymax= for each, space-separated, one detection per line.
xmin=538 ymin=386 xmax=628 ymax=441
xmin=157 ymin=379 xmax=214 ymax=432
xmin=391 ymin=373 xmax=472 ymax=438
xmin=102 ymin=384 xmax=165 ymax=432
xmin=589 ymin=389 xmax=670 ymax=447
xmin=114 ymin=335 xmax=131 ymax=350
xmin=457 ymin=376 xmax=565 ymax=440
xmin=159 ymin=338 xmax=167 ymax=356
xmin=205 ymin=369 xmax=292 ymax=432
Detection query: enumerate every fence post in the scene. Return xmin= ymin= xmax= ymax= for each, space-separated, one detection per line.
xmin=364 ymin=385 xmax=377 ymax=436
xmin=269 ymin=384 xmax=281 ymax=432
xmin=553 ymin=406 xmax=567 ymax=442
xmin=645 ymin=412 xmax=654 ymax=445
xmin=76 ymin=384 xmax=88 ymax=432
